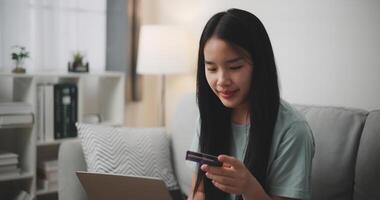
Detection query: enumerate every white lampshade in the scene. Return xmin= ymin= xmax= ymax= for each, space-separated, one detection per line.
xmin=136 ymin=25 xmax=194 ymax=75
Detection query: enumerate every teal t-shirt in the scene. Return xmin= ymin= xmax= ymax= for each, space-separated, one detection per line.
xmin=188 ymin=100 xmax=315 ymax=200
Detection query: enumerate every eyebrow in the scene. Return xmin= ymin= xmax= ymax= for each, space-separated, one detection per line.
xmin=205 ymin=57 xmax=243 ymax=65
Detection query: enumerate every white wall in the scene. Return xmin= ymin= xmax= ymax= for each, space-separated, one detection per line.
xmin=0 ymin=0 xmax=30 ymax=71
xmin=199 ymin=0 xmax=380 ymax=110
xmin=128 ymin=0 xmax=380 ymax=127
xmin=0 ymin=0 xmax=106 ymax=72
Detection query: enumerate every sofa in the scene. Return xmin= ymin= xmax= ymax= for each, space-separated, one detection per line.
xmin=58 ymin=93 xmax=380 ymax=200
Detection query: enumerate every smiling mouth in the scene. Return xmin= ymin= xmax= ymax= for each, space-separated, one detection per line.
xmin=218 ymin=90 xmax=238 ymax=99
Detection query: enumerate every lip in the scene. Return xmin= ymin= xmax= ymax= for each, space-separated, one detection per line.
xmin=218 ymin=90 xmax=238 ymax=99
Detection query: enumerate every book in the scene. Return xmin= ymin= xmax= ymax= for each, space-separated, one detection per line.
xmin=37 ymin=168 xmax=58 ymax=182
xmin=36 ymin=83 xmax=78 ymax=141
xmin=38 ymin=160 xmax=58 ymax=171
xmin=0 ymin=162 xmax=21 ymax=177
xmin=0 ymin=158 xmax=18 ymax=166
xmin=0 ymin=151 xmax=18 ymax=160
xmin=44 ymin=84 xmax=54 ymax=141
xmin=0 ymin=165 xmax=21 ymax=174
xmin=54 ymin=84 xmax=63 ymax=139
xmin=0 ymin=152 xmax=19 ymax=168
xmin=37 ymin=178 xmax=58 ymax=191
xmin=37 ymin=84 xmax=46 ymax=141
xmin=0 ymin=164 xmax=19 ymax=172
xmin=54 ymin=83 xmax=78 ymax=139
xmin=0 ymin=102 xmax=32 ymax=115
xmin=13 ymin=190 xmax=30 ymax=200
xmin=68 ymin=84 xmax=78 ymax=137
xmin=0 ymin=114 xmax=33 ymax=127
xmin=37 ymin=160 xmax=58 ymax=190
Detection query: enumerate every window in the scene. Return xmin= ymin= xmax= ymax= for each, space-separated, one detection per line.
xmin=0 ymin=0 xmax=106 ymax=72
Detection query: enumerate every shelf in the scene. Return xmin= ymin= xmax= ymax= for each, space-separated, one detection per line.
xmin=36 ymin=188 xmax=58 ymax=196
xmin=0 ymin=123 xmax=33 ymax=129
xmin=0 ymin=172 xmax=34 ymax=182
xmin=37 ymin=138 xmax=79 ymax=146
xmin=0 ymin=72 xmax=125 ymax=199
xmin=0 ymin=71 xmax=124 ymax=78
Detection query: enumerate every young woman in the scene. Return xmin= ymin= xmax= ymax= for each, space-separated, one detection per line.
xmin=188 ymin=8 xmax=315 ymax=200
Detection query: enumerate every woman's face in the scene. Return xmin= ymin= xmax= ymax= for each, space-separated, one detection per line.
xmin=204 ymin=37 xmax=253 ymax=110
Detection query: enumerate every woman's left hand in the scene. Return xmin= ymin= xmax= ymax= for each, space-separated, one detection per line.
xmin=200 ymin=154 xmax=255 ymax=195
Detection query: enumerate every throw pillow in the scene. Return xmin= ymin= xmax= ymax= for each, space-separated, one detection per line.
xmin=76 ymin=123 xmax=179 ymax=191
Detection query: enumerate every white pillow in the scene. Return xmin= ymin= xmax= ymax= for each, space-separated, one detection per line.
xmin=76 ymin=123 xmax=179 ymax=190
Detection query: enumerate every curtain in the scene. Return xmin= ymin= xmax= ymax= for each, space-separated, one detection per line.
xmin=0 ymin=0 xmax=106 ymax=72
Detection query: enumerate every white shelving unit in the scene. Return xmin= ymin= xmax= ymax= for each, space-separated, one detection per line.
xmin=0 ymin=72 xmax=125 ymax=200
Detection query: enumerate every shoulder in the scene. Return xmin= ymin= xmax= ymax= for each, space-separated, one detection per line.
xmin=273 ymin=100 xmax=314 ymax=145
xmin=277 ymin=100 xmax=307 ymax=125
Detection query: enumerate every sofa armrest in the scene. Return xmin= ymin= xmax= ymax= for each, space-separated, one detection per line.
xmin=58 ymin=139 xmax=87 ymax=200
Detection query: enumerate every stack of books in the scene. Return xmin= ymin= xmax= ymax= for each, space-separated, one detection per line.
xmin=37 ymin=83 xmax=78 ymax=142
xmin=37 ymin=160 xmax=58 ymax=192
xmin=0 ymin=151 xmax=20 ymax=177
xmin=13 ymin=190 xmax=30 ymax=200
xmin=0 ymin=102 xmax=33 ymax=128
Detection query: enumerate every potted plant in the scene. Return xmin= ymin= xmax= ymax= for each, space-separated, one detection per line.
xmin=11 ymin=45 xmax=30 ymax=73
xmin=68 ymin=51 xmax=89 ymax=72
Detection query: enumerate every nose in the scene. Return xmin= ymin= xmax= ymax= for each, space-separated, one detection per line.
xmin=217 ymin=71 xmax=231 ymax=87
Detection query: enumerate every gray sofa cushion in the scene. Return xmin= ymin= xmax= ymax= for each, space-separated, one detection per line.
xmin=295 ymin=105 xmax=367 ymax=200
xmin=58 ymin=140 xmax=87 ymax=200
xmin=77 ymin=124 xmax=179 ymax=190
xmin=354 ymin=110 xmax=380 ymax=200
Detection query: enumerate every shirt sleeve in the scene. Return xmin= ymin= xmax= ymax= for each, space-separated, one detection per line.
xmin=267 ymin=121 xmax=315 ymax=200
xmin=186 ymin=115 xmax=201 ymax=172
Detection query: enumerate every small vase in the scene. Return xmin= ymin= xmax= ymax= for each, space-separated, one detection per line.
xmin=12 ymin=66 xmax=26 ymax=74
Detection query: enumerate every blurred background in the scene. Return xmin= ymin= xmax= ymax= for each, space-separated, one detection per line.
xmin=1 ymin=0 xmax=379 ymax=127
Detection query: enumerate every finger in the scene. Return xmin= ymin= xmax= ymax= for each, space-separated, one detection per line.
xmin=218 ymin=155 xmax=243 ymax=169
xmin=211 ymin=180 xmax=239 ymax=194
xmin=200 ymin=164 xmax=207 ymax=172
xmin=223 ymin=162 xmax=232 ymax=168
xmin=203 ymin=165 xmax=234 ymax=178
xmin=205 ymin=172 xmax=235 ymax=186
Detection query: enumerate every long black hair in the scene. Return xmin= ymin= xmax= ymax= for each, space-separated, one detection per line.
xmin=194 ymin=8 xmax=280 ymax=199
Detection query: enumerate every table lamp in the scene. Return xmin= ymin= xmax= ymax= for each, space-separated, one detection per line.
xmin=136 ymin=25 xmax=194 ymax=126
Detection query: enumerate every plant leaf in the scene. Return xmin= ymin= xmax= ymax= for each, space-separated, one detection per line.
xmin=12 ymin=53 xmax=18 ymax=60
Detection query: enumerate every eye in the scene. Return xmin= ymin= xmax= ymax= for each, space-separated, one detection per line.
xmin=206 ymin=67 xmax=217 ymax=72
xmin=230 ymin=65 xmax=243 ymax=70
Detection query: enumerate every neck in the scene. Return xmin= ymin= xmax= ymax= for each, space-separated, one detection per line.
xmin=232 ymin=103 xmax=250 ymax=125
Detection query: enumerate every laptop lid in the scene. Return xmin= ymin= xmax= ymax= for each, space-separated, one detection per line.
xmin=76 ymin=171 xmax=172 ymax=200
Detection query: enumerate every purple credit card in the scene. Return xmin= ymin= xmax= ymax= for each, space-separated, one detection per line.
xmin=186 ymin=150 xmax=223 ymax=167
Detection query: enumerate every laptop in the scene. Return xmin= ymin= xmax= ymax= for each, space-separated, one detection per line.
xmin=76 ymin=171 xmax=172 ymax=200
